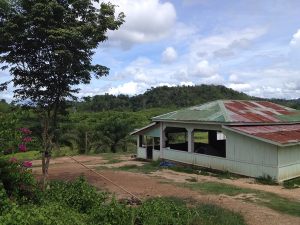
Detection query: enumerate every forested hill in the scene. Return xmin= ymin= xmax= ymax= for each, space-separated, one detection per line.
xmin=73 ymin=84 xmax=300 ymax=112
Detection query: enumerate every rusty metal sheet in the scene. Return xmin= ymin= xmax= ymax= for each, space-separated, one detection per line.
xmin=153 ymin=100 xmax=300 ymax=124
xmin=224 ymin=100 xmax=297 ymax=123
xmin=230 ymin=124 xmax=300 ymax=145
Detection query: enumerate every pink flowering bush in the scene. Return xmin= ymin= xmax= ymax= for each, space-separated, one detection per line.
xmin=22 ymin=137 xmax=32 ymax=143
xmin=22 ymin=161 xmax=33 ymax=168
xmin=19 ymin=127 xmax=32 ymax=135
xmin=0 ymin=158 xmax=38 ymax=203
xmin=18 ymin=143 xmax=27 ymax=152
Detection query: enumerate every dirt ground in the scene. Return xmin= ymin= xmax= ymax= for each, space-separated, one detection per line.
xmin=32 ymin=155 xmax=300 ymax=225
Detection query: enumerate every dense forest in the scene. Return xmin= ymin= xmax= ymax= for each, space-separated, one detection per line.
xmin=73 ymin=84 xmax=300 ymax=111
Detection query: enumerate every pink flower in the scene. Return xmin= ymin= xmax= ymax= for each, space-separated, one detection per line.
xmin=22 ymin=137 xmax=32 ymax=143
xmin=9 ymin=157 xmax=18 ymax=163
xmin=19 ymin=144 xmax=27 ymax=152
xmin=22 ymin=161 xmax=32 ymax=168
xmin=19 ymin=128 xmax=32 ymax=135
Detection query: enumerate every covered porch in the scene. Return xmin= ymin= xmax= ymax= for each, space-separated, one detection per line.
xmin=131 ymin=123 xmax=161 ymax=160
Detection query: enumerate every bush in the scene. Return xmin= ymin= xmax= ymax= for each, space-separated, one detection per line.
xmin=0 ymin=181 xmax=12 ymax=213
xmin=0 ymin=202 xmax=88 ymax=225
xmin=89 ymin=199 xmax=134 ymax=225
xmin=0 ymin=158 xmax=39 ymax=203
xmin=44 ymin=176 xmax=108 ymax=213
xmin=136 ymin=198 xmax=193 ymax=225
xmin=255 ymin=175 xmax=278 ymax=185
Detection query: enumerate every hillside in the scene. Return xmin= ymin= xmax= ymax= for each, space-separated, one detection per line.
xmin=75 ymin=85 xmax=254 ymax=111
xmin=73 ymin=84 xmax=300 ymax=111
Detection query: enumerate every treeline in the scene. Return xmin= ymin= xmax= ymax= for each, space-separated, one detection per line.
xmin=72 ymin=84 xmax=300 ymax=112
xmin=73 ymin=85 xmax=253 ymax=112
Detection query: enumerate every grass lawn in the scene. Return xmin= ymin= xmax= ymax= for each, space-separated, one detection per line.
xmin=0 ymin=150 xmax=40 ymax=161
xmin=283 ymin=177 xmax=300 ymax=189
xmin=184 ymin=181 xmax=300 ymax=217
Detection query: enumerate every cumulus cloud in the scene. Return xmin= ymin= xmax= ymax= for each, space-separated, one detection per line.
xmin=107 ymin=81 xmax=147 ymax=95
xmin=161 ymin=47 xmax=178 ymax=63
xmin=190 ymin=60 xmax=218 ymax=77
xmin=290 ymin=29 xmax=300 ymax=46
xmin=189 ymin=27 xmax=266 ymax=59
xmin=226 ymin=68 xmax=300 ymax=99
xmin=104 ymin=0 xmax=176 ymax=49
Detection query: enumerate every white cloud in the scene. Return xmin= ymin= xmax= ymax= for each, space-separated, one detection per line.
xmin=290 ymin=29 xmax=300 ymax=46
xmin=228 ymin=83 xmax=251 ymax=92
xmin=161 ymin=47 xmax=178 ymax=63
xmin=190 ymin=60 xmax=217 ymax=77
xmin=226 ymin=68 xmax=300 ymax=99
xmin=105 ymin=0 xmax=176 ymax=49
xmin=189 ymin=27 xmax=266 ymax=59
xmin=107 ymin=81 xmax=147 ymax=95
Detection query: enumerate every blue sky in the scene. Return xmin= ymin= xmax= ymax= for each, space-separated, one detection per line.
xmin=2 ymin=0 xmax=300 ymax=101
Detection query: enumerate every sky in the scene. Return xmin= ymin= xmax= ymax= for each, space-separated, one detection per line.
xmin=1 ymin=0 xmax=300 ymax=101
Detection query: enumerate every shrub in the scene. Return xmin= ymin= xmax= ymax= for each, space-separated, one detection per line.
xmin=0 ymin=181 xmax=12 ymax=213
xmin=136 ymin=198 xmax=193 ymax=225
xmin=44 ymin=176 xmax=108 ymax=213
xmin=0 ymin=202 xmax=87 ymax=225
xmin=0 ymin=158 xmax=39 ymax=203
xmin=88 ymin=199 xmax=134 ymax=225
xmin=255 ymin=175 xmax=278 ymax=185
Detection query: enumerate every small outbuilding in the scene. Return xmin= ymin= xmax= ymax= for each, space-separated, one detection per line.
xmin=131 ymin=100 xmax=300 ymax=181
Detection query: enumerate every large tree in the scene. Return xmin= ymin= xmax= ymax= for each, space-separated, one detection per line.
xmin=0 ymin=0 xmax=124 ymax=186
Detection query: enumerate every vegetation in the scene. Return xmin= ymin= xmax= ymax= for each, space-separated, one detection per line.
xmin=72 ymin=85 xmax=300 ymax=111
xmin=255 ymin=175 xmax=278 ymax=185
xmin=283 ymin=177 xmax=300 ymax=189
xmin=184 ymin=181 xmax=300 ymax=217
xmin=0 ymin=0 xmax=124 ymax=186
xmin=0 ymin=158 xmax=245 ymax=225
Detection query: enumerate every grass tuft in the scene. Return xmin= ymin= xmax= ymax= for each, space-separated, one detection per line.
xmin=283 ymin=177 xmax=300 ymax=189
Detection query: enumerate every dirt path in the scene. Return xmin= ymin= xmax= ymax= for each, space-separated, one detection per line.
xmin=32 ymin=156 xmax=300 ymax=225
xmin=150 ymin=170 xmax=300 ymax=201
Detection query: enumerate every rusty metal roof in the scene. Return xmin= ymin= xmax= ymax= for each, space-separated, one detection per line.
xmin=226 ymin=124 xmax=300 ymax=145
xmin=152 ymin=100 xmax=300 ymax=124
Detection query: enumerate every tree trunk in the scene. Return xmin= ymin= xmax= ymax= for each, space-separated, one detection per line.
xmin=41 ymin=151 xmax=51 ymax=190
xmin=41 ymin=112 xmax=52 ymax=190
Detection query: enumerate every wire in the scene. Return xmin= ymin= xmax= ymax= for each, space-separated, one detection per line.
xmin=68 ymin=156 xmax=142 ymax=202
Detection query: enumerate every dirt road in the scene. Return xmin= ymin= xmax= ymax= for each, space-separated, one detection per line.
xmin=32 ymin=156 xmax=300 ymax=225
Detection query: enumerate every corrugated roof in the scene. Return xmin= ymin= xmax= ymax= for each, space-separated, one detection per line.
xmin=152 ymin=100 xmax=300 ymax=124
xmin=226 ymin=124 xmax=300 ymax=145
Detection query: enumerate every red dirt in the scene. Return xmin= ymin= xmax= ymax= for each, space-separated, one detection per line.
xmin=32 ymin=156 xmax=300 ymax=225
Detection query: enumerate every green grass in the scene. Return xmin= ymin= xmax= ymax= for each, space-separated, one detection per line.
xmin=147 ymin=197 xmax=245 ymax=225
xmin=118 ymin=160 xmax=161 ymax=174
xmin=0 ymin=150 xmax=40 ymax=161
xmin=184 ymin=181 xmax=300 ymax=217
xmin=255 ymin=175 xmax=278 ymax=186
xmin=104 ymin=158 xmax=123 ymax=164
xmin=283 ymin=177 xmax=300 ymax=189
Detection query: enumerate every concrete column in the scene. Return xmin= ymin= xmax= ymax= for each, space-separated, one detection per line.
xmin=152 ymin=138 xmax=155 ymax=150
xmin=187 ymin=128 xmax=194 ymax=153
xmin=160 ymin=123 xmax=166 ymax=158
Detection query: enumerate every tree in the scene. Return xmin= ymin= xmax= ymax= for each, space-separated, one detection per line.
xmin=0 ymin=0 xmax=124 ymax=187
xmin=94 ymin=112 xmax=136 ymax=153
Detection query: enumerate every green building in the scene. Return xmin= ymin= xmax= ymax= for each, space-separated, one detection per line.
xmin=131 ymin=100 xmax=300 ymax=181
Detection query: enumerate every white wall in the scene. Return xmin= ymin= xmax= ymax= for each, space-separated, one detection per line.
xmin=137 ymin=147 xmax=147 ymax=159
xmin=224 ymin=129 xmax=278 ymax=179
xmin=278 ymin=145 xmax=300 ymax=181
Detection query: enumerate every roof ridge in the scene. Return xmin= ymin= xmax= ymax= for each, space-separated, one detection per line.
xmin=218 ymin=100 xmax=230 ymax=122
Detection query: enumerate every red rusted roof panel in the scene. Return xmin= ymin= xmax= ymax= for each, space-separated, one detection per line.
xmin=224 ymin=100 xmax=296 ymax=123
xmin=229 ymin=124 xmax=300 ymax=145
